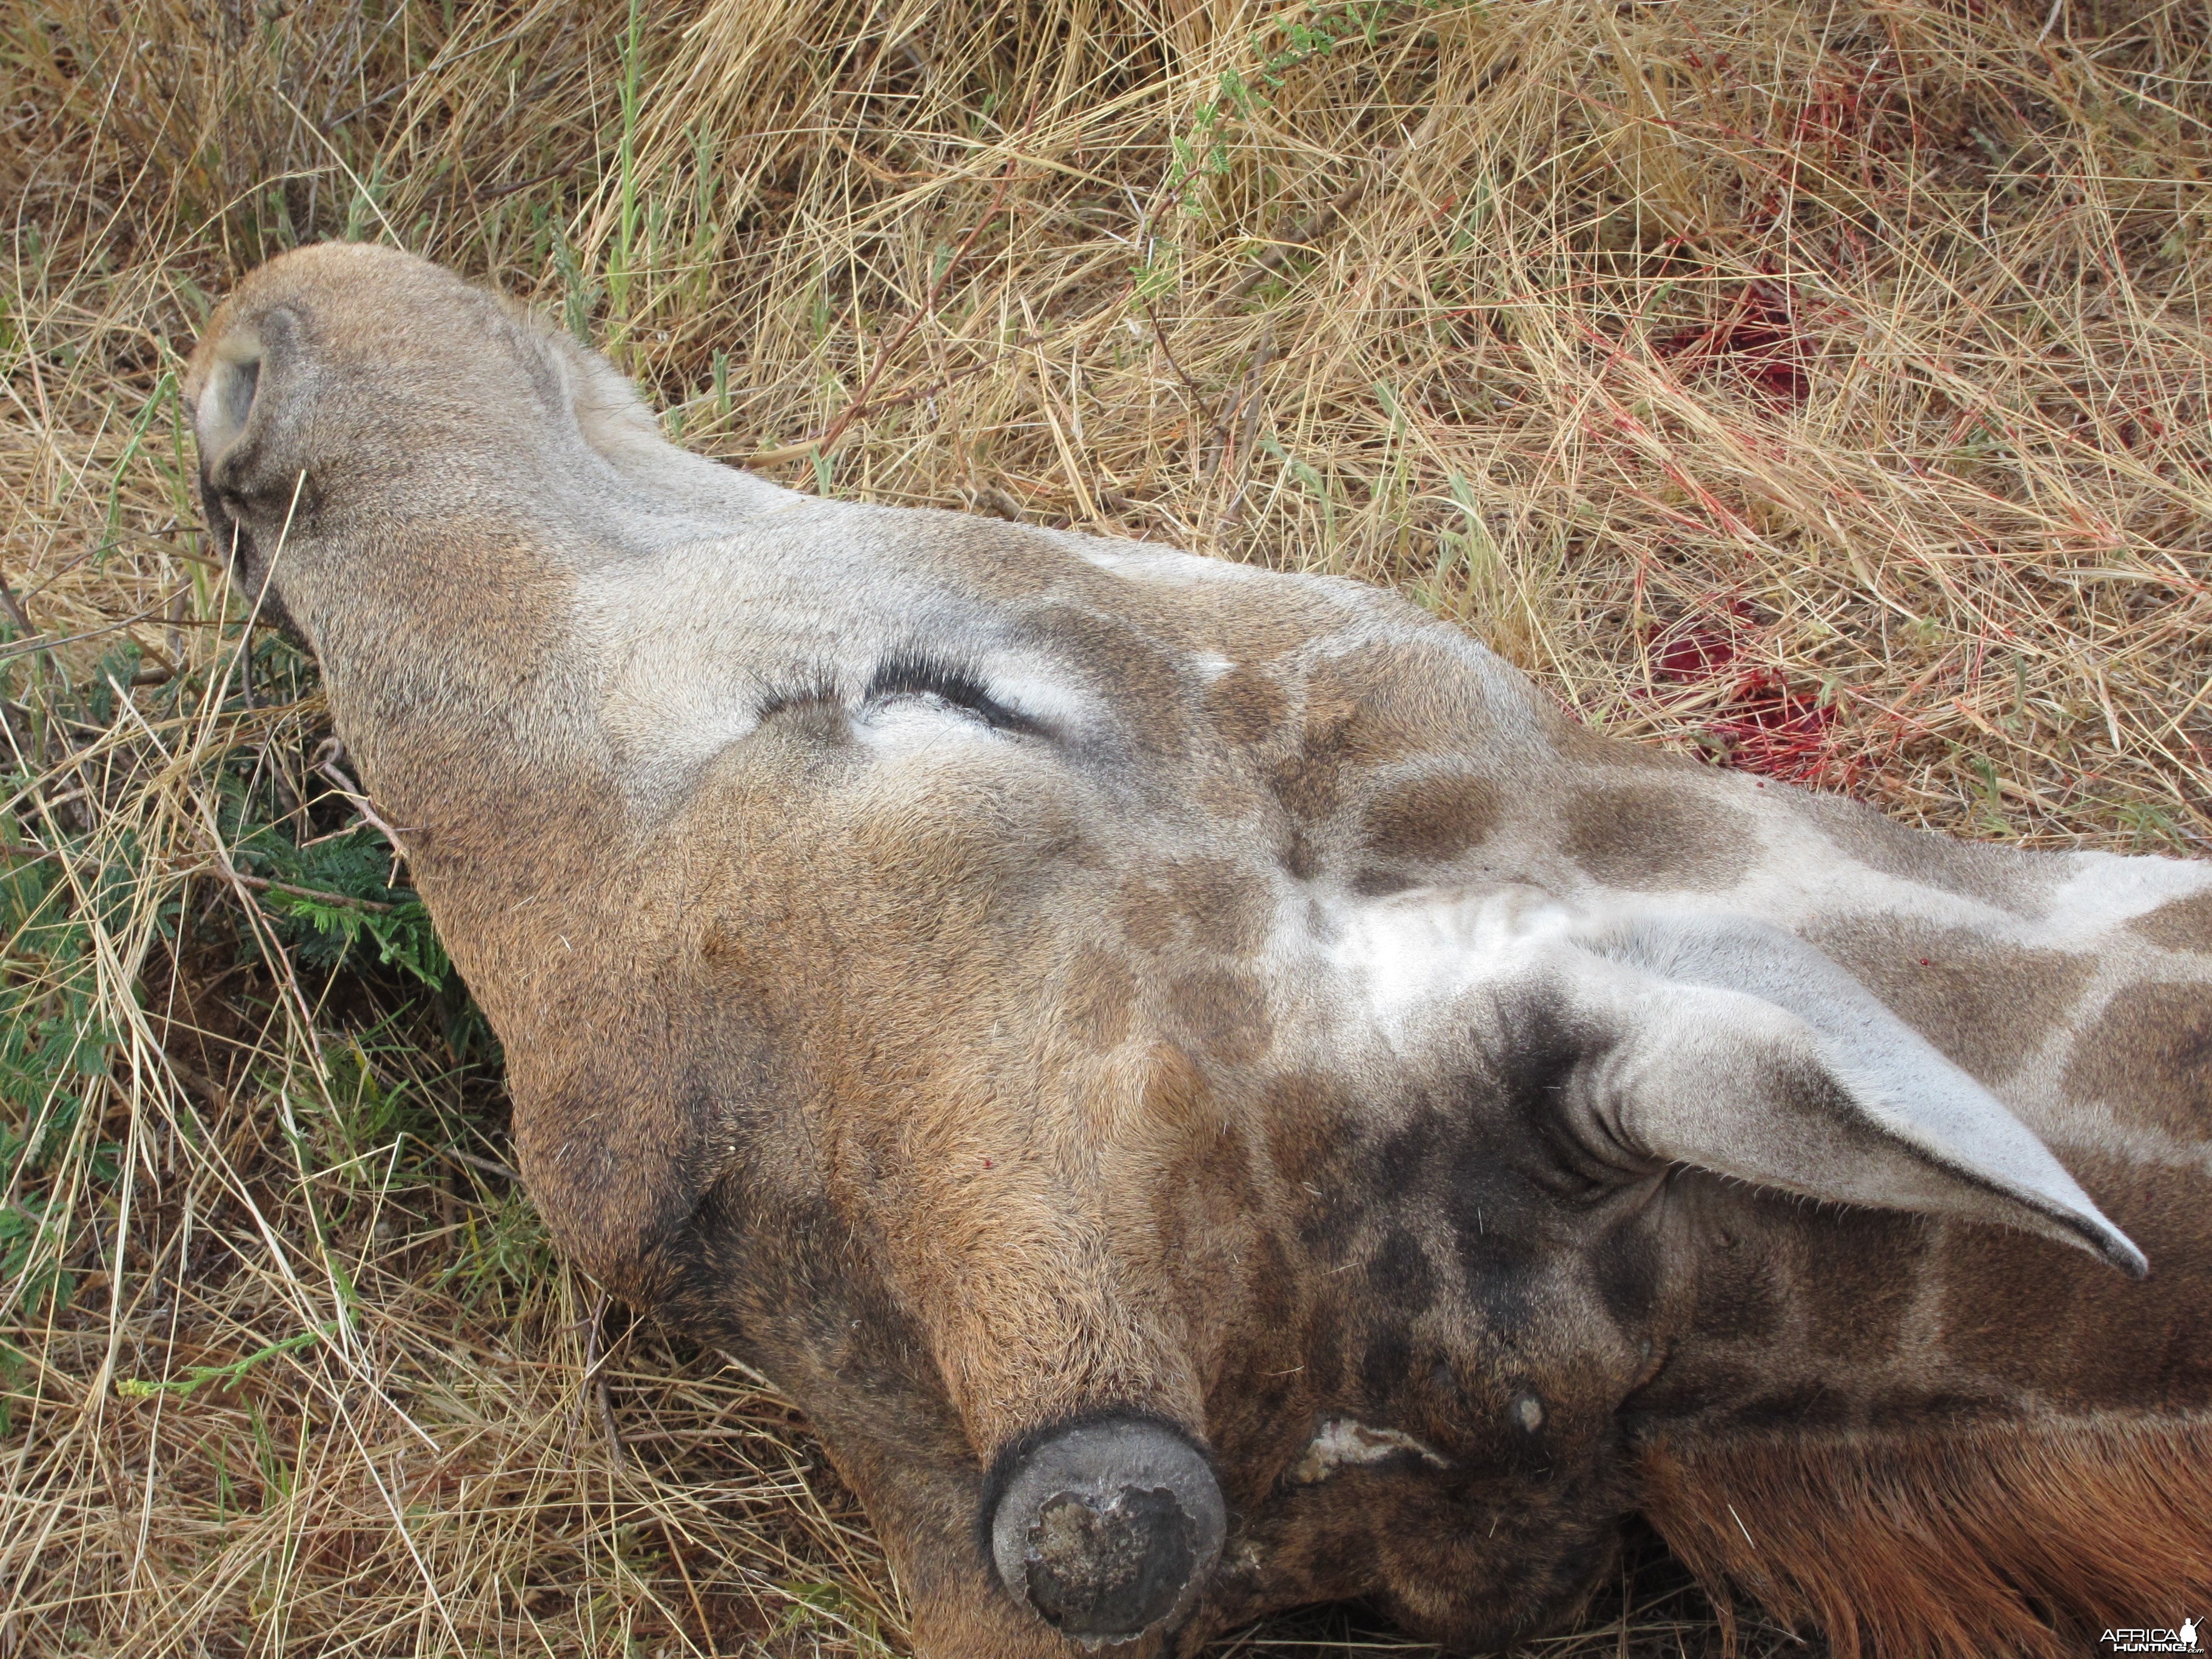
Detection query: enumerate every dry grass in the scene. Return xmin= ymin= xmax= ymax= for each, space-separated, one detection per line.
xmin=2 ymin=0 xmax=2208 ymax=1652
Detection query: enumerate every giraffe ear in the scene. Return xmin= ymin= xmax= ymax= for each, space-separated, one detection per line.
xmin=189 ymin=304 xmax=321 ymax=513
xmin=1540 ymin=913 xmax=2148 ymax=1277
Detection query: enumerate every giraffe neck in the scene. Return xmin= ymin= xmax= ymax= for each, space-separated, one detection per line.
xmin=1640 ymin=1412 xmax=2212 ymax=1659
xmin=1627 ymin=1164 xmax=2212 ymax=1659
xmin=1629 ymin=778 xmax=2212 ymax=1427
xmin=1640 ymin=1164 xmax=2212 ymax=1434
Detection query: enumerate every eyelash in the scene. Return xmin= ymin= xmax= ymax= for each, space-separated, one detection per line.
xmin=756 ymin=654 xmax=1045 ymax=739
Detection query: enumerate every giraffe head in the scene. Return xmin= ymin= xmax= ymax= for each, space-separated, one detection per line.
xmin=185 ymin=244 xmax=2188 ymax=1658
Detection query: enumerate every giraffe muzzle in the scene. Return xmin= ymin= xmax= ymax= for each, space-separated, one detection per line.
xmin=988 ymin=1418 xmax=1225 ymax=1647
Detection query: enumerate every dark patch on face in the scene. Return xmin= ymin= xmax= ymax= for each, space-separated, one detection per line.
xmin=1561 ymin=785 xmax=1753 ymax=891
xmin=1242 ymin=1233 xmax=1300 ymax=1366
xmin=1282 ymin=828 xmax=1322 ymax=881
xmin=1372 ymin=1110 xmax=1444 ymax=1199
xmin=1114 ymin=873 xmax=1179 ymax=953
xmin=1262 ymin=1073 xmax=1355 ymax=1191
xmin=1264 ymin=654 xmax=1432 ymax=828
xmin=1141 ymin=1043 xmax=1210 ymax=1136
xmin=1301 ymin=1299 xmax=1350 ymax=1396
xmin=1798 ymin=1205 xmax=1924 ymax=1364
xmin=1931 ymin=1216 xmax=2100 ymax=1389
xmin=1162 ymin=857 xmax=1270 ymax=957
xmin=1690 ymin=1217 xmax=1784 ymax=1344
xmin=1164 ymin=966 xmax=1272 ymax=1067
xmin=1064 ymin=945 xmax=1138 ymax=1050
xmin=1150 ymin=1088 xmax=1265 ymax=1335
xmin=1359 ymin=1324 xmax=1414 ymax=1409
xmin=1116 ymin=859 xmax=1270 ymax=957
xmin=1016 ymin=603 xmax=1190 ymax=756
xmin=1865 ymin=1386 xmax=2011 ymax=1424
xmin=2064 ymin=981 xmax=2212 ymax=1141
xmin=1358 ymin=771 xmax=1502 ymax=866
xmin=1720 ymin=1382 xmax=1857 ymax=1432
xmin=1204 ymin=665 xmax=1288 ymax=746
xmin=1475 ymin=984 xmax=1590 ymax=1130
xmin=1456 ymin=1233 xmax=1538 ymax=1342
xmin=1647 ymin=1358 xmax=1760 ymax=1417
xmin=1590 ymin=1223 xmax=1660 ymax=1331
xmin=2058 ymin=1148 xmax=2212 ymax=1358
xmin=1267 ymin=746 xmax=1346 ymax=826
xmin=1350 ymin=868 xmax=1419 ymax=897
xmin=1367 ymin=1227 xmax=1438 ymax=1319
xmin=2131 ymin=889 xmax=2212 ymax=953
xmin=1183 ymin=1119 xmax=1260 ymax=1221
xmin=1296 ymin=1176 xmax=1364 ymax=1266
xmin=1810 ymin=915 xmax=2093 ymax=1080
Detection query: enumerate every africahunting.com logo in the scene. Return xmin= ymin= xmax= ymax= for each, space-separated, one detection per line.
xmin=2103 ymin=1620 xmax=2201 ymax=1654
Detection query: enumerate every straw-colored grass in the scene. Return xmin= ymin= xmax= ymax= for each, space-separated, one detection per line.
xmin=2 ymin=0 xmax=2206 ymax=1652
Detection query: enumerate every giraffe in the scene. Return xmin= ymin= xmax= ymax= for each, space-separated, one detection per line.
xmin=185 ymin=242 xmax=2211 ymax=1658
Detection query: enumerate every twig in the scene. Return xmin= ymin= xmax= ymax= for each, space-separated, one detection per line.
xmin=0 ymin=781 xmax=87 ymax=821
xmin=436 ymin=1145 xmax=520 ymax=1185
xmin=1226 ymin=94 xmax=1457 ymax=306
xmin=312 ymin=739 xmax=416 ymax=855
xmin=0 ymin=573 xmax=33 ymax=638
xmin=224 ymin=871 xmax=397 ymax=913
xmin=163 ymin=1060 xmax=233 ymax=1113
xmin=1141 ymin=295 xmax=1213 ymax=416
xmin=0 ymin=585 xmax=192 ymax=664
xmin=753 ymin=128 xmax=1030 ymax=466
xmin=577 ymin=1290 xmax=626 ymax=1465
xmin=1217 ymin=325 xmax=1277 ymax=528
xmin=1229 ymin=174 xmax=1376 ymax=304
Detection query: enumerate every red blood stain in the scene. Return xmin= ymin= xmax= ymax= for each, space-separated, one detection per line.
xmin=1654 ymin=625 xmax=1737 ymax=682
xmin=1657 ymin=280 xmax=1812 ymax=406
xmin=1644 ymin=602 xmax=1845 ymax=786
xmin=1706 ymin=665 xmax=1839 ymax=783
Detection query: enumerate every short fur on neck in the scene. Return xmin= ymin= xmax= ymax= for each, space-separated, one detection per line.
xmin=1641 ymin=1416 xmax=2212 ymax=1658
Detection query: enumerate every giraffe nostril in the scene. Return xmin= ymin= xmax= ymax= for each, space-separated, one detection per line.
xmin=1024 ymin=1483 xmax=1198 ymax=1638
xmin=988 ymin=1417 xmax=1225 ymax=1646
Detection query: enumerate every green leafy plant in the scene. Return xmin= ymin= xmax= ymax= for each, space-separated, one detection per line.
xmin=114 ymin=1321 xmax=334 ymax=1400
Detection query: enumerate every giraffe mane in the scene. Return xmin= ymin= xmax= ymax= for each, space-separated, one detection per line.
xmin=1640 ymin=1416 xmax=2212 ymax=1658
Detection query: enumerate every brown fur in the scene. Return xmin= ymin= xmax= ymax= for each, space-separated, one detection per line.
xmin=1643 ymin=1419 xmax=2212 ymax=1658
xmin=2066 ymin=981 xmax=2212 ymax=1139
xmin=2133 ymin=890 xmax=2212 ymax=951
xmin=1809 ymin=916 xmax=2097 ymax=1079
xmin=1561 ymin=782 xmax=1757 ymax=890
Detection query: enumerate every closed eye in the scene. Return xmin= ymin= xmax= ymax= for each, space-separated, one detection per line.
xmin=865 ymin=652 xmax=1048 ymax=739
